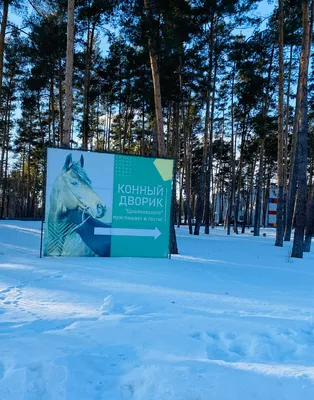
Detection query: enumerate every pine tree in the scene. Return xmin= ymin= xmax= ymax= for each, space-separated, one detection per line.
xmin=63 ymin=0 xmax=75 ymax=147
xmin=291 ymin=0 xmax=313 ymax=258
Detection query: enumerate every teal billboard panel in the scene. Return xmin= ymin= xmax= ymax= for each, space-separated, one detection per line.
xmin=43 ymin=148 xmax=173 ymax=258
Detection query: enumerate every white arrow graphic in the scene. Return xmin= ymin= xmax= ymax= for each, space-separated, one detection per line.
xmin=94 ymin=227 xmax=162 ymax=240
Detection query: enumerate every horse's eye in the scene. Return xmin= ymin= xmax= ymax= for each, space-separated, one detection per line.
xmin=71 ymin=181 xmax=78 ymax=186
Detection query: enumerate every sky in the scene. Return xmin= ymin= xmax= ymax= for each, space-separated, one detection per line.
xmin=233 ymin=0 xmax=275 ymax=38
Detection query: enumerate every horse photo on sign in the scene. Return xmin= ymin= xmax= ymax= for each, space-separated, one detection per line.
xmin=43 ymin=149 xmax=114 ymax=257
xmin=42 ymin=147 xmax=174 ymax=258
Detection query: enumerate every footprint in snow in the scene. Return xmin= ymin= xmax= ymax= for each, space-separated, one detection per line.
xmin=23 ymin=362 xmax=46 ymax=400
xmin=0 ymin=361 xmax=4 ymax=380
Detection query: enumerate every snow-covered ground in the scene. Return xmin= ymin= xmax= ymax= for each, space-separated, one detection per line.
xmin=0 ymin=221 xmax=314 ymax=399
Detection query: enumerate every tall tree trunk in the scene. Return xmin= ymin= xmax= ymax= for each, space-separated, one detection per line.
xmin=21 ymin=149 xmax=26 ymax=217
xmin=82 ymin=22 xmax=95 ymax=150
xmin=304 ymin=182 xmax=314 ymax=252
xmin=127 ymin=106 xmax=133 ymax=153
xmin=219 ymin=109 xmax=225 ymax=225
xmin=254 ymin=139 xmax=265 ymax=235
xmin=26 ymin=125 xmax=32 ymax=217
xmin=0 ymin=133 xmax=9 ymax=219
xmin=308 ymin=158 xmax=314 ymax=200
xmin=37 ymin=89 xmax=44 ymax=145
xmin=0 ymin=96 xmax=11 ymax=218
xmin=292 ymin=0 xmax=312 ymax=258
xmin=0 ymin=87 xmax=10 ymax=182
xmin=107 ymin=102 xmax=112 ymax=151
xmin=0 ymin=0 xmax=9 ymax=93
xmin=275 ymin=0 xmax=285 ymax=246
xmin=123 ymin=104 xmax=130 ymax=153
xmin=58 ymin=57 xmax=64 ymax=145
xmin=166 ymin=104 xmax=171 ymax=157
xmin=95 ymin=92 xmax=100 ymax=149
xmin=283 ymin=44 xmax=293 ymax=233
xmin=63 ymin=0 xmax=75 ymax=147
xmin=169 ymin=109 xmax=179 ymax=254
xmin=263 ymin=172 xmax=271 ymax=227
xmin=285 ymin=60 xmax=304 ymax=241
xmin=30 ymin=164 xmax=38 ymax=217
xmin=234 ymin=116 xmax=247 ymax=234
xmin=254 ymin=44 xmax=274 ymax=236
xmin=50 ymin=76 xmax=56 ymax=146
xmin=170 ymin=170 xmax=178 ymax=255
xmin=141 ymin=97 xmax=146 ymax=155
xmin=194 ymin=92 xmax=209 ymax=235
xmin=243 ymin=157 xmax=257 ymax=232
xmin=242 ymin=182 xmax=249 ymax=234
xmin=227 ymin=68 xmax=236 ymax=235
xmin=205 ymin=56 xmax=218 ymax=233
xmin=184 ymin=93 xmax=193 ymax=234
xmin=144 ymin=0 xmax=165 ymax=157
xmin=177 ymin=167 xmax=184 ymax=228
xmin=194 ymin=14 xmax=215 ymax=235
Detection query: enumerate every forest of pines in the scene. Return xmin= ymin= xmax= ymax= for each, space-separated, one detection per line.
xmin=0 ymin=0 xmax=313 ymax=258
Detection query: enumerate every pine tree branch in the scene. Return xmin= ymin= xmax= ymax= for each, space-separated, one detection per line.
xmin=27 ymin=0 xmax=47 ymax=18
xmin=6 ymin=24 xmax=31 ymax=37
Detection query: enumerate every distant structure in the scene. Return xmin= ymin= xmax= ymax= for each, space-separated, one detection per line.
xmin=212 ymin=186 xmax=278 ymax=228
xmin=267 ymin=186 xmax=278 ymax=227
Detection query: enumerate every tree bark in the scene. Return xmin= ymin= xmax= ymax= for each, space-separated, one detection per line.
xmin=243 ymin=157 xmax=257 ymax=233
xmin=254 ymin=44 xmax=274 ymax=236
xmin=166 ymin=104 xmax=171 ymax=158
xmin=275 ymin=0 xmax=285 ymax=246
xmin=107 ymin=103 xmax=112 ymax=151
xmin=205 ymin=56 xmax=218 ymax=233
xmin=242 ymin=184 xmax=249 ymax=234
xmin=292 ymin=0 xmax=312 ymax=258
xmin=184 ymin=95 xmax=193 ymax=235
xmin=58 ymin=57 xmax=64 ymax=145
xmin=21 ymin=149 xmax=26 ymax=217
xmin=304 ymin=183 xmax=314 ymax=252
xmin=194 ymin=15 xmax=214 ymax=235
xmin=177 ymin=167 xmax=184 ymax=227
xmin=169 ymin=106 xmax=179 ymax=253
xmin=0 ymin=95 xmax=11 ymax=218
xmin=194 ymin=91 xmax=209 ymax=235
xmin=283 ymin=44 xmax=293 ymax=233
xmin=234 ymin=116 xmax=247 ymax=234
xmin=144 ymin=0 xmax=165 ymax=157
xmin=26 ymin=121 xmax=32 ymax=217
xmin=63 ymin=0 xmax=75 ymax=147
xmin=0 ymin=0 xmax=9 ymax=93
xmin=37 ymin=90 xmax=44 ymax=146
xmin=50 ymin=76 xmax=56 ymax=146
xmin=263 ymin=172 xmax=271 ymax=227
xmin=82 ymin=21 xmax=96 ymax=150
xmin=0 ymin=84 xmax=10 ymax=182
xmin=227 ymin=68 xmax=236 ymax=235
xmin=285 ymin=49 xmax=308 ymax=241
xmin=254 ymin=139 xmax=265 ymax=236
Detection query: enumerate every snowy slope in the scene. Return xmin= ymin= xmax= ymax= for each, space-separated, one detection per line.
xmin=0 ymin=221 xmax=314 ymax=399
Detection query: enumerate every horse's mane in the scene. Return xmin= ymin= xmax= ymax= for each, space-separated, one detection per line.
xmin=69 ymin=162 xmax=92 ymax=185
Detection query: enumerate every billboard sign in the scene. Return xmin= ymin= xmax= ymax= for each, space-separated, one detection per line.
xmin=43 ymin=148 xmax=174 ymax=258
xmin=268 ymin=186 xmax=278 ymax=227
